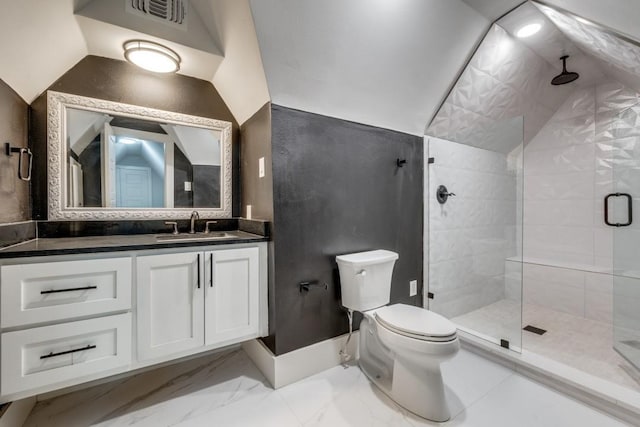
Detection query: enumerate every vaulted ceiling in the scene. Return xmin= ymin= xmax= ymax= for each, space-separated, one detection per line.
xmin=0 ymin=0 xmax=638 ymax=133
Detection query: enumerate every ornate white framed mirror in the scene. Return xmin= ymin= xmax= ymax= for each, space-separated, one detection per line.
xmin=47 ymin=91 xmax=232 ymax=220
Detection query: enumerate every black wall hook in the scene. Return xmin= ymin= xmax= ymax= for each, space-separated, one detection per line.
xmin=396 ymin=158 xmax=407 ymax=168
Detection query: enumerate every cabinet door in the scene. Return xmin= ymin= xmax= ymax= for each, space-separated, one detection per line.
xmin=205 ymin=247 xmax=259 ymax=346
xmin=137 ymin=252 xmax=204 ymax=361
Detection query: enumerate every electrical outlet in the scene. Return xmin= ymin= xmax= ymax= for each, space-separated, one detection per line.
xmin=259 ymin=157 xmax=265 ymax=178
xmin=409 ymin=280 xmax=417 ymax=297
xmin=184 ymin=181 xmax=192 ymax=191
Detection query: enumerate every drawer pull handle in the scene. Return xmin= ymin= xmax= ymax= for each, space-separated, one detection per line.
xmin=40 ymin=286 xmax=98 ymax=295
xmin=40 ymin=344 xmax=97 ymax=359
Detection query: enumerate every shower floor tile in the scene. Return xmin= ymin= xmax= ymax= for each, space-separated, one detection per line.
xmin=452 ymin=299 xmax=640 ymax=392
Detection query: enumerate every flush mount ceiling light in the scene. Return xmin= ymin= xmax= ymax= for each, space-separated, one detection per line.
xmin=123 ymin=40 xmax=181 ymax=73
xmin=118 ymin=137 xmax=140 ymax=145
xmin=516 ymin=22 xmax=542 ymax=38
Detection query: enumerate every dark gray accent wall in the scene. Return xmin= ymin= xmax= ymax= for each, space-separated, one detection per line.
xmin=267 ymin=105 xmax=423 ymax=355
xmin=30 ymin=55 xmax=240 ymax=219
xmin=0 ymin=78 xmax=29 ymax=223
xmin=78 ymin=138 xmax=102 ymax=207
xmin=193 ymin=165 xmax=220 ymax=207
xmin=173 ymin=144 xmax=193 ymax=208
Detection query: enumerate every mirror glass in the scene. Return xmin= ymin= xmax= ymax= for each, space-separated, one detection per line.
xmin=66 ymin=108 xmax=222 ymax=209
xmin=48 ymin=91 xmax=232 ymax=220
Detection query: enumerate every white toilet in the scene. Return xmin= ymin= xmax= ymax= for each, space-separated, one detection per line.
xmin=336 ymin=249 xmax=459 ymax=422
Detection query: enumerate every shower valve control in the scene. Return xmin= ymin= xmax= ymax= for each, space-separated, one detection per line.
xmin=436 ymin=185 xmax=456 ymax=204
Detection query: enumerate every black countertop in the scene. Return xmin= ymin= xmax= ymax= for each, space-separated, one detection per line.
xmin=0 ymin=231 xmax=268 ymax=259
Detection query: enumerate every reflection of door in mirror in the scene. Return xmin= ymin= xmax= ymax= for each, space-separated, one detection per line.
xmin=116 ymin=166 xmax=152 ymax=207
xmin=69 ymin=157 xmax=83 ymax=207
xmin=113 ymin=135 xmax=165 ymax=208
xmin=101 ymin=122 xmax=116 ymax=207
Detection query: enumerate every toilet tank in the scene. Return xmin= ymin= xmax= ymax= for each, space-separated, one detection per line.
xmin=336 ymin=250 xmax=399 ymax=312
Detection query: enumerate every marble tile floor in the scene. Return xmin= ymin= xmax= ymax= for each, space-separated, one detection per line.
xmin=453 ymin=299 xmax=640 ymax=391
xmin=23 ymin=346 xmax=628 ymax=426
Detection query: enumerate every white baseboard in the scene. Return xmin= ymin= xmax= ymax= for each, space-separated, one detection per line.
xmin=242 ymin=339 xmax=277 ymax=387
xmin=242 ymin=332 xmax=359 ymax=389
xmin=0 ymin=397 xmax=36 ymax=427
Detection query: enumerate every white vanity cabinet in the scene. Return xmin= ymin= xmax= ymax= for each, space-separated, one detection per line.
xmin=136 ymin=246 xmax=262 ymax=362
xmin=0 ymin=241 xmax=268 ymax=404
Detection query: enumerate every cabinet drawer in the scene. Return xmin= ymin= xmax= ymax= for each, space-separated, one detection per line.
xmin=1 ymin=257 xmax=132 ymax=328
xmin=1 ymin=313 xmax=131 ymax=396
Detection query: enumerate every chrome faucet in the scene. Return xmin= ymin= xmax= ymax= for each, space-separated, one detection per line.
xmin=189 ymin=211 xmax=200 ymax=234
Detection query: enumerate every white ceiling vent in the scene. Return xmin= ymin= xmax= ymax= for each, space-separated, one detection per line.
xmin=127 ymin=0 xmax=187 ymax=29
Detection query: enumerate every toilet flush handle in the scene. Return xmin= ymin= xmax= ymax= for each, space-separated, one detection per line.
xmin=356 ymin=269 xmax=367 ymax=277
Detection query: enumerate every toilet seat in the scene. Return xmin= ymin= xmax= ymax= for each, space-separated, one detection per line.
xmin=375 ymin=304 xmax=457 ymax=342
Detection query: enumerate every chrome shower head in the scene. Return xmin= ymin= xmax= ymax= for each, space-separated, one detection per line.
xmin=551 ymin=55 xmax=579 ymax=86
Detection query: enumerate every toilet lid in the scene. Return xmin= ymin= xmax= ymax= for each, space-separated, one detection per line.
xmin=375 ymin=304 xmax=457 ymax=341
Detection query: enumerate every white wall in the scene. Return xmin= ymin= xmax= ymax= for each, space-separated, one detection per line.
xmin=250 ymin=0 xmax=489 ymax=135
xmin=427 ymin=137 xmax=521 ymax=319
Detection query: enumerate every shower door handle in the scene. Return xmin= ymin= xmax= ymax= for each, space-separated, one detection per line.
xmin=604 ymin=193 xmax=633 ymax=227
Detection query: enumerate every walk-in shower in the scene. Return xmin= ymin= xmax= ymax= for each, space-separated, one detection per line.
xmin=425 ymin=0 xmax=640 ymax=396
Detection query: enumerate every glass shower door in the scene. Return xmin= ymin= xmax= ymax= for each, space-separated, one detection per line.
xmin=612 ymin=104 xmax=640 ymax=369
xmin=426 ymin=116 xmax=524 ymax=352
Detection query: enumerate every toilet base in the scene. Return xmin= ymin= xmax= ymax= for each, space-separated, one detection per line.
xmin=357 ymin=314 xmax=454 ymax=422
xmin=391 ymin=358 xmax=450 ymax=422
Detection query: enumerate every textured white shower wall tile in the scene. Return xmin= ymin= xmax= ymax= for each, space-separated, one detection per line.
xmin=523 ymin=262 xmax=585 ymax=318
xmin=614 ymin=276 xmax=640 ymax=335
xmin=428 ymin=137 xmax=520 ymax=319
xmin=525 ymin=143 xmax=596 ymax=175
xmin=525 ymin=171 xmax=594 ymax=201
xmin=427 ymin=25 xmax=570 ymax=152
xmin=585 ymin=272 xmax=614 ymax=294
xmin=504 ymin=260 xmax=523 ymax=301
xmin=430 ymin=166 xmax=516 ymax=201
xmin=539 ymin=4 xmax=640 ymax=91
xmin=428 ymin=137 xmax=512 ymax=173
xmin=524 ymin=263 xmax=585 ymax=288
xmin=522 ymin=81 xmax=640 ymax=271
xmin=585 ymin=289 xmax=613 ymax=324
xmin=524 ymin=225 xmax=594 ymax=264
xmin=525 ymin=200 xmax=593 ymax=227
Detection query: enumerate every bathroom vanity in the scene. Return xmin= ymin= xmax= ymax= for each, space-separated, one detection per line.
xmin=0 ymin=232 xmax=268 ymax=403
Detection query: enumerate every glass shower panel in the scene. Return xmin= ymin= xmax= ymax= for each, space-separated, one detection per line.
xmin=426 ymin=116 xmax=524 ymax=351
xmin=612 ymin=104 xmax=640 ymax=369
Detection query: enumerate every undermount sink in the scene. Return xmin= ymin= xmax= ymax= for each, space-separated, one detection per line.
xmin=155 ymin=232 xmax=238 ymax=242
